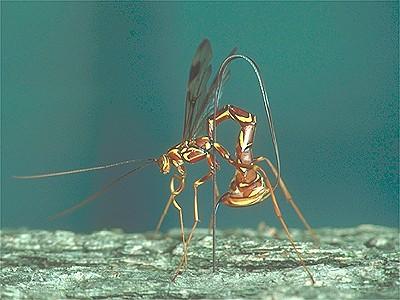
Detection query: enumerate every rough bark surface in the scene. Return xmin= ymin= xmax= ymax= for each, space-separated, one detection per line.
xmin=1 ymin=225 xmax=399 ymax=299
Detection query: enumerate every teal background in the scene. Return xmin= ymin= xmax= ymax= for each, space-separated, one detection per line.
xmin=2 ymin=2 xmax=398 ymax=232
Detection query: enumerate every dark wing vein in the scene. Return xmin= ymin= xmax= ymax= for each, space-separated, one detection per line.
xmin=189 ymin=47 xmax=237 ymax=138
xmin=182 ymin=39 xmax=213 ymax=141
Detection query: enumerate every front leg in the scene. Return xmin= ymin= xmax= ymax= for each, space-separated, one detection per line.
xmin=155 ymin=165 xmax=186 ymax=232
xmin=173 ymin=153 xmax=219 ymax=280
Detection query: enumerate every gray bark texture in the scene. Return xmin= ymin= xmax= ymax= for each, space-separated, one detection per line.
xmin=1 ymin=225 xmax=399 ymax=299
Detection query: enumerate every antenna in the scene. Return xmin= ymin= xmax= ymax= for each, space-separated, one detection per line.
xmin=14 ymin=158 xmax=155 ymax=179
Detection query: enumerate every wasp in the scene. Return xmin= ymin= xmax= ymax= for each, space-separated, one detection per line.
xmin=15 ymin=39 xmax=318 ymax=283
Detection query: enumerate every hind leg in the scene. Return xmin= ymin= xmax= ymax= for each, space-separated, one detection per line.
xmin=254 ymin=156 xmax=319 ymax=245
xmin=257 ymin=165 xmax=315 ymax=284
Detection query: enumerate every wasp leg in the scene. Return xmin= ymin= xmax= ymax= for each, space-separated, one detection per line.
xmin=174 ymin=154 xmax=216 ymax=278
xmin=155 ymin=173 xmax=185 ymax=233
xmin=170 ymin=196 xmax=190 ymax=281
xmin=213 ymin=142 xmax=236 ymax=165
xmin=254 ymin=156 xmax=319 ymax=246
xmin=257 ymin=165 xmax=315 ymax=284
xmin=153 ymin=165 xmax=189 ymax=280
xmin=188 ymin=167 xmax=214 ymax=246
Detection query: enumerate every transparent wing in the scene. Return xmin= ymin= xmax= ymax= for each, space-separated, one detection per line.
xmin=182 ymin=39 xmax=213 ymax=141
xmin=189 ymin=47 xmax=237 ymax=138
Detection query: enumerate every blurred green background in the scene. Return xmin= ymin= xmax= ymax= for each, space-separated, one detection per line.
xmin=2 ymin=2 xmax=398 ymax=232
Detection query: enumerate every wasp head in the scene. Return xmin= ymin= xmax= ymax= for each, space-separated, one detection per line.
xmin=157 ymin=154 xmax=171 ymax=174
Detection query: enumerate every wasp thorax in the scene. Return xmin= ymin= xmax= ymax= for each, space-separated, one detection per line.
xmin=157 ymin=154 xmax=171 ymax=174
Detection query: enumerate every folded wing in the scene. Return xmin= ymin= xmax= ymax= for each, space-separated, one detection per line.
xmin=182 ymin=39 xmax=237 ymax=141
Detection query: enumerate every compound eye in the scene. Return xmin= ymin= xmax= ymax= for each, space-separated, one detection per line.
xmin=162 ymin=156 xmax=170 ymax=174
xmin=163 ymin=166 xmax=170 ymax=174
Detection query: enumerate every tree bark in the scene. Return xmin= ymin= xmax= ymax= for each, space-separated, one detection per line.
xmin=1 ymin=225 xmax=398 ymax=299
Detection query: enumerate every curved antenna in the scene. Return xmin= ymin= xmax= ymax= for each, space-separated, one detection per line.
xmin=13 ymin=158 xmax=155 ymax=179
xmin=48 ymin=159 xmax=155 ymax=220
xmin=213 ymin=54 xmax=281 ymax=192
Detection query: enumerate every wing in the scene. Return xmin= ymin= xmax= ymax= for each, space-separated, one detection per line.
xmin=189 ymin=46 xmax=237 ymax=139
xmin=182 ymin=39 xmax=213 ymax=141
xmin=182 ymin=40 xmax=237 ymax=140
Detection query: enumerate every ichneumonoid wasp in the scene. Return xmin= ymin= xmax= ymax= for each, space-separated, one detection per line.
xmin=15 ymin=39 xmax=319 ymax=283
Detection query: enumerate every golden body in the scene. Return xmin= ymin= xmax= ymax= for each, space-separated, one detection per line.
xmin=157 ymin=104 xmax=318 ymax=282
